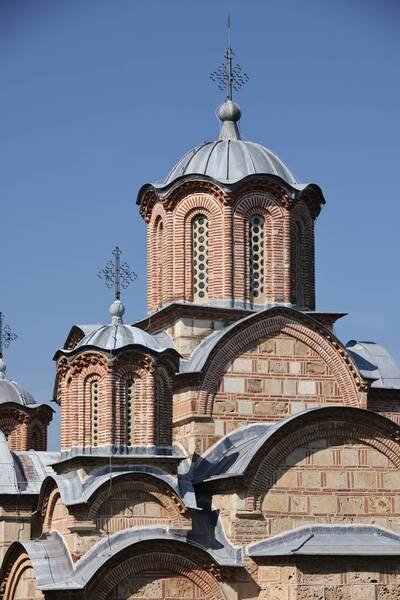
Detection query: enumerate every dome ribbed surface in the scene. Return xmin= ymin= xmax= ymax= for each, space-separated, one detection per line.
xmin=76 ymin=323 xmax=165 ymax=353
xmin=0 ymin=377 xmax=37 ymax=407
xmin=164 ymin=139 xmax=297 ymax=185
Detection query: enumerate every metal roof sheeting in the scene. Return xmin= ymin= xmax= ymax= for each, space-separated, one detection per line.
xmin=10 ymin=527 xmax=242 ymax=591
xmin=248 ymin=525 xmax=400 ymax=556
xmin=164 ymin=139 xmax=297 ymax=186
xmin=346 ymin=340 xmax=400 ymax=389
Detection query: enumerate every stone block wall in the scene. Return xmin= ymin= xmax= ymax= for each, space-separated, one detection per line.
xmin=255 ymin=559 xmax=400 ymax=599
xmin=173 ymin=332 xmax=352 ymax=456
xmin=164 ymin=317 xmax=228 ymax=358
xmin=215 ymin=335 xmax=343 ymax=426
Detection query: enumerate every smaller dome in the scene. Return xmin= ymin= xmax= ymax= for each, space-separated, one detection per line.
xmin=76 ymin=323 xmax=167 ymax=353
xmin=0 ymin=372 xmax=37 ymax=407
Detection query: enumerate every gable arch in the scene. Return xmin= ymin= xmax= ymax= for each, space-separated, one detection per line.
xmin=173 ymin=193 xmax=224 ymax=301
xmin=244 ymin=406 xmax=400 ymax=512
xmin=1 ymin=550 xmax=44 ymax=600
xmin=233 ymin=193 xmax=285 ymax=304
xmin=198 ymin=309 xmax=364 ymax=415
xmin=87 ymin=474 xmax=189 ymax=531
xmin=89 ymin=545 xmax=227 ymax=600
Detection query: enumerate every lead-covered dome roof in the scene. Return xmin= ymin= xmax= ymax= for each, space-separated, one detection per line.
xmin=59 ymin=300 xmax=175 ymax=356
xmin=0 ymin=358 xmax=38 ymax=407
xmin=76 ymin=323 xmax=165 ymax=353
xmin=164 ymin=99 xmax=297 ymax=186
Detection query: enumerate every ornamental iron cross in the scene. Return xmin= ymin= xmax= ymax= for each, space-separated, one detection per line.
xmin=0 ymin=312 xmax=18 ymax=358
xmin=97 ymin=247 xmax=137 ymax=300
xmin=210 ymin=16 xmax=249 ymax=100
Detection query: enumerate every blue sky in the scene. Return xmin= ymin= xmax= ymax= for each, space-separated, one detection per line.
xmin=1 ymin=0 xmax=399 ymax=450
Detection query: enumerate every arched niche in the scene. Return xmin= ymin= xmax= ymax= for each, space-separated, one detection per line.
xmin=2 ymin=552 xmax=44 ymax=600
xmin=87 ymin=476 xmax=190 ymax=534
xmin=87 ymin=542 xmax=227 ymax=600
xmin=198 ymin=310 xmax=363 ymax=420
xmin=243 ymin=408 xmax=400 ymax=533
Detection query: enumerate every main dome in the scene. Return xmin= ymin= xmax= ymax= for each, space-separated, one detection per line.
xmin=164 ymin=99 xmax=297 ymax=186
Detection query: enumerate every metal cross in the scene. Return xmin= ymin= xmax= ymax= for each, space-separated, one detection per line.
xmin=97 ymin=247 xmax=137 ymax=300
xmin=210 ymin=16 xmax=249 ymax=100
xmin=0 ymin=312 xmax=18 ymax=358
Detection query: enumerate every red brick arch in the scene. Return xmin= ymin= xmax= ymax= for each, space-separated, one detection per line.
xmin=233 ymin=193 xmax=285 ymax=304
xmin=245 ymin=409 xmax=400 ymax=510
xmin=173 ymin=193 xmax=224 ymax=301
xmin=291 ymin=200 xmax=315 ymax=309
xmin=198 ymin=310 xmax=363 ymax=415
xmin=90 ymin=548 xmax=227 ymax=600
xmin=87 ymin=476 xmax=188 ymax=529
xmin=43 ymin=487 xmax=62 ymax=533
xmin=148 ymin=202 xmax=168 ymax=310
xmin=2 ymin=551 xmax=43 ymax=600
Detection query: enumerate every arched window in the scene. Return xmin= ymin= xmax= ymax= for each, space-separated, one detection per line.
xmin=126 ymin=379 xmax=135 ymax=446
xmin=155 ymin=218 xmax=164 ymax=307
xmin=249 ymin=214 xmax=265 ymax=302
xmin=91 ymin=380 xmax=100 ymax=446
xmin=192 ymin=214 xmax=209 ymax=300
xmin=295 ymin=221 xmax=305 ymax=307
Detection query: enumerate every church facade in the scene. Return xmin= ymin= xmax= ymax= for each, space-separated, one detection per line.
xmin=2 ymin=42 xmax=400 ymax=600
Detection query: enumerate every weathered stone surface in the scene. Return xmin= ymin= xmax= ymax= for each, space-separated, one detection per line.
xmin=310 ymin=495 xmax=336 ymax=515
xmin=263 ymin=492 xmax=289 ymax=512
xmin=377 ymin=584 xmax=400 ymax=599
xmin=238 ymin=400 xmax=253 ymax=415
xmin=295 ymin=341 xmax=310 ymax=356
xmin=260 ymin=339 xmax=275 ymax=354
xmin=246 ymin=378 xmax=262 ymax=393
xmin=307 ymin=361 xmax=326 ymax=375
xmin=298 ymin=380 xmax=316 ymax=395
xmin=324 ymin=586 xmax=352 ymax=600
xmin=223 ymin=376 xmax=245 ymax=393
xmin=233 ymin=358 xmax=253 ymax=372
xmin=289 ymin=361 xmax=301 ymax=374
xmin=276 ymin=339 xmax=295 ymax=356
xmin=297 ymin=586 xmax=324 ymax=600
xmin=353 ymin=584 xmax=376 ymax=600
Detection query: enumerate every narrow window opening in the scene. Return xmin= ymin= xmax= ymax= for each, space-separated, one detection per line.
xmin=156 ymin=219 xmax=164 ymax=307
xmin=192 ymin=215 xmax=209 ymax=300
xmin=126 ymin=379 xmax=134 ymax=445
xmin=91 ymin=380 xmax=99 ymax=446
xmin=249 ymin=214 xmax=265 ymax=302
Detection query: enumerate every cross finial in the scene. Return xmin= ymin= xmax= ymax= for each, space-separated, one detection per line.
xmin=210 ymin=16 xmax=249 ymax=100
xmin=0 ymin=313 xmax=17 ymax=377
xmin=97 ymin=247 xmax=137 ymax=301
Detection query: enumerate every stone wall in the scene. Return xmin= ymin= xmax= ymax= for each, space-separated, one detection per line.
xmin=214 ymin=334 xmax=342 ymax=426
xmin=256 ymin=559 xmax=400 ymax=600
xmin=106 ymin=575 xmax=207 ymax=599
xmin=261 ymin=438 xmax=400 ymax=536
xmin=173 ymin=331 xmax=354 ymax=456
